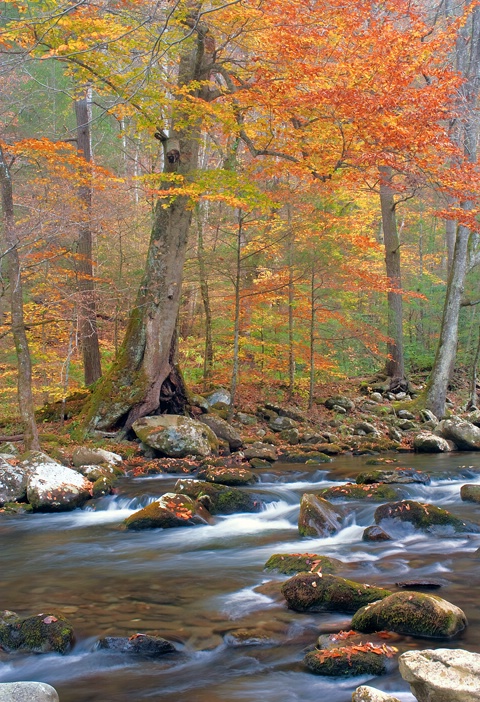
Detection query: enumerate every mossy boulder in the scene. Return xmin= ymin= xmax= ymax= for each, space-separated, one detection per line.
xmin=305 ymin=631 xmax=398 ymax=677
xmin=356 ymin=469 xmax=430 ymax=485
xmin=460 ymin=484 xmax=480 ymax=503
xmin=96 ymin=634 xmax=176 ymax=655
xmin=351 ymin=591 xmax=467 ymax=638
xmin=174 ymin=478 xmax=262 ymax=514
xmin=281 ymin=573 xmax=391 ymax=612
xmin=92 ymin=475 xmax=116 ymax=498
xmin=320 ymin=483 xmax=402 ymax=502
xmin=279 ymin=450 xmax=332 ymax=464
xmin=298 ymin=494 xmax=344 ymax=537
xmin=0 ymin=610 xmax=74 ymax=654
xmin=197 ymin=415 xmax=243 ymax=451
xmin=264 ymin=553 xmax=343 ymax=575
xmin=374 ymin=500 xmax=480 ymax=534
xmin=132 ymin=415 xmax=218 ymax=458
xmin=124 ymin=493 xmax=212 ymax=530
xmin=197 ymin=465 xmax=258 ymax=486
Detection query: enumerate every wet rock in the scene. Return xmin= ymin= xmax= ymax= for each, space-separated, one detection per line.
xmin=132 ymin=415 xmax=218 ymax=458
xmin=321 ymin=483 xmax=402 ymax=502
xmin=243 ymin=444 xmax=277 ymax=462
xmin=0 ymin=610 xmax=74 ymax=654
xmin=437 ymin=418 xmax=480 ymax=450
xmin=1 ymin=502 xmax=32 ymax=514
xmin=0 ymin=456 xmax=28 ymax=505
xmin=304 ymin=645 xmax=395 ymax=677
xmin=0 ymin=682 xmax=59 ymax=702
xmin=324 ymin=396 xmax=355 ymax=412
xmin=224 ymin=628 xmax=278 ymax=647
xmin=351 ymin=591 xmax=467 ymax=638
xmin=298 ymin=494 xmax=344 ymax=537
xmin=281 ymin=573 xmax=391 ymax=613
xmin=197 ymin=465 xmax=258 ymax=486
xmin=197 ymin=415 xmax=243 ymax=451
xmin=264 ymin=553 xmax=342 ymax=575
xmin=399 ymin=648 xmax=480 ymax=702
xmin=460 ymin=484 xmax=480 ymax=503
xmin=374 ymin=500 xmax=480 ymax=534
xmin=92 ymin=475 xmax=116 ymax=497
xmin=175 ymin=478 xmax=262 ymax=514
xmin=413 ymin=432 xmax=453 ymax=453
xmin=248 ymin=458 xmax=271 ymax=469
xmin=124 ymin=493 xmax=211 ymax=530
xmin=72 ymin=447 xmax=122 ymax=467
xmin=268 ymin=416 xmax=297 ymax=432
xmin=363 ymin=526 xmax=392 ymax=542
xmin=352 ymin=686 xmax=402 ymax=702
xmin=26 ymin=462 xmax=92 ymax=512
xmin=280 ymin=450 xmax=332 ymax=463
xmin=356 ymin=468 xmax=430 ymax=485
xmin=395 ymin=579 xmax=444 ymax=590
xmin=97 ymin=633 xmax=176 ymax=656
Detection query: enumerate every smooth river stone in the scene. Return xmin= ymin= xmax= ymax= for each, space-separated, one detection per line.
xmin=0 ymin=682 xmax=59 ymax=702
xmin=399 ymin=648 xmax=480 ymax=702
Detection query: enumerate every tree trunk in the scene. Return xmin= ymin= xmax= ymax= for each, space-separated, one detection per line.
xmin=196 ymin=206 xmax=213 ymax=387
xmin=379 ymin=166 xmax=405 ymax=386
xmin=75 ymin=93 xmax=102 ymax=386
xmin=83 ymin=13 xmax=212 ymax=432
xmin=287 ymin=213 xmax=295 ymax=400
xmin=0 ymin=144 xmax=40 ymax=450
xmin=228 ymin=210 xmax=243 ymax=422
xmin=308 ymin=262 xmax=315 ymax=410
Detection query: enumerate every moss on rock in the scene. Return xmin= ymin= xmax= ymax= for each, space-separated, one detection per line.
xmin=125 ymin=493 xmax=211 ymax=530
xmin=298 ymin=494 xmax=344 ymax=537
xmin=374 ymin=500 xmax=480 ymax=533
xmin=304 ymin=646 xmax=393 ymax=677
xmin=0 ymin=611 xmax=74 ymax=654
xmin=281 ymin=573 xmax=391 ymax=612
xmin=174 ymin=478 xmax=262 ymax=514
xmin=264 ymin=553 xmax=343 ymax=575
xmin=320 ymin=483 xmax=402 ymax=502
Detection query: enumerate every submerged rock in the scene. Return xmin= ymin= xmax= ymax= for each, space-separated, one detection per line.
xmin=124 ymin=493 xmax=211 ymax=530
xmin=351 ymin=591 xmax=467 ymax=638
xmin=0 ymin=682 xmax=59 ymax=701
xmin=399 ymin=648 xmax=480 ymax=702
xmin=374 ymin=500 xmax=480 ymax=534
xmin=97 ymin=634 xmax=176 ymax=656
xmin=174 ymin=478 xmax=262 ymax=514
xmin=281 ymin=573 xmax=391 ymax=613
xmin=298 ymin=494 xmax=344 ymax=537
xmin=321 ymin=483 xmax=402 ymax=502
xmin=264 ymin=553 xmax=342 ymax=575
xmin=0 ymin=610 xmax=74 ymax=654
xmin=132 ymin=415 xmax=218 ymax=458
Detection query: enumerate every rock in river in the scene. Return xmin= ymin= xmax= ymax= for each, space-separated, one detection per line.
xmin=399 ymin=648 xmax=480 ymax=702
xmin=298 ymin=494 xmax=344 ymax=537
xmin=125 ymin=493 xmax=212 ymax=530
xmin=97 ymin=634 xmax=176 ymax=656
xmin=0 ymin=682 xmax=59 ymax=702
xmin=374 ymin=500 xmax=480 ymax=534
xmin=175 ymin=478 xmax=262 ymax=514
xmin=281 ymin=573 xmax=391 ymax=612
xmin=25 ymin=460 xmax=91 ymax=512
xmin=351 ymin=591 xmax=467 ymax=638
xmin=352 ymin=687 xmax=402 ymax=702
xmin=0 ymin=610 xmax=74 ymax=654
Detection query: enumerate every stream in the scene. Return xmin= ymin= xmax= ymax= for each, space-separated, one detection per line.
xmin=1 ymin=452 xmax=480 ymax=701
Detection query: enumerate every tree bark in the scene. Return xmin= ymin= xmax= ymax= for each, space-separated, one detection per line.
xmin=83 ymin=12 xmax=213 ymax=432
xmin=75 ymin=93 xmax=102 ymax=386
xmin=196 ymin=206 xmax=213 ymax=387
xmin=0 ymin=144 xmax=40 ymax=450
xmin=379 ymin=166 xmax=405 ymax=385
xmin=228 ymin=210 xmax=243 ymax=422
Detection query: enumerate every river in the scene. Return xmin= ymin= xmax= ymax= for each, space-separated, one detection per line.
xmin=1 ymin=452 xmax=480 ymax=701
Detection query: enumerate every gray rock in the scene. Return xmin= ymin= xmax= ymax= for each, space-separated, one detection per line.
xmin=324 ymin=396 xmax=355 ymax=412
xmin=268 ymin=416 xmax=297 ymax=432
xmin=437 ymin=418 xmax=480 ymax=450
xmin=399 ymin=648 xmax=480 ymax=702
xmin=197 ymin=415 xmax=243 ymax=451
xmin=351 ymin=591 xmax=467 ymax=638
xmin=132 ymin=415 xmax=218 ymax=458
xmin=388 ymin=427 xmax=403 ymax=442
xmin=0 ymin=456 xmax=28 ymax=505
xmin=354 ymin=421 xmax=377 ymax=434
xmin=460 ymin=484 xmax=480 ymax=503
xmin=26 ymin=463 xmax=91 ymax=511
xmin=97 ymin=634 xmax=176 ymax=655
xmin=279 ymin=428 xmax=300 ymax=444
xmin=243 ymin=444 xmax=277 ymax=462
xmin=298 ymin=494 xmax=343 ymax=537
xmin=352 ymin=686 xmax=402 ymax=702
xmin=398 ymin=409 xmax=415 ymax=420
xmin=206 ymin=389 xmax=231 ymax=407
xmin=0 ymin=682 xmax=59 ymax=702
xmin=72 ymin=447 xmax=122 ymax=467
xmin=263 ymin=403 xmax=305 ymax=422
xmin=419 ymin=409 xmax=438 ymax=423
xmin=396 ymin=419 xmax=416 ymax=431
xmin=332 ymin=405 xmax=347 ymax=414
xmin=236 ymin=412 xmax=257 ymax=426
xmin=413 ymin=432 xmax=453 ymax=453
xmin=370 ymin=392 xmax=383 ymax=403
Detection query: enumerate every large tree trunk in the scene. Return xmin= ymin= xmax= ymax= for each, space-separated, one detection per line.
xmin=379 ymin=166 xmax=405 ymax=387
xmin=0 ymin=144 xmax=40 ymax=450
xmin=83 ymin=12 xmax=212 ymax=432
xmin=75 ymin=93 xmax=102 ymax=386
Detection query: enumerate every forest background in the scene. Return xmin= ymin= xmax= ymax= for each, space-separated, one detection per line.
xmin=1 ymin=0 xmax=480 ymax=446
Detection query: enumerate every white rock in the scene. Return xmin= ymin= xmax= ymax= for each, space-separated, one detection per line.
xmin=399 ymin=648 xmax=480 ymax=702
xmin=352 ymin=686 xmax=402 ymax=702
xmin=0 ymin=682 xmax=59 ymax=701
xmin=27 ymin=463 xmax=91 ymax=511
xmin=413 ymin=432 xmax=454 ymax=453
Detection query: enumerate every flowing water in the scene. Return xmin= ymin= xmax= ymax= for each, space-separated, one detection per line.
xmin=2 ymin=452 xmax=480 ymax=702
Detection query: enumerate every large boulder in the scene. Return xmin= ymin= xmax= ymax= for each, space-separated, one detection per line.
xmin=132 ymin=415 xmax=218 ymax=458
xmin=399 ymin=648 xmax=480 ymax=702
xmin=298 ymin=494 xmax=344 ymax=537
xmin=281 ymin=573 xmax=391 ymax=612
xmin=321 ymin=483 xmax=402 ymax=502
xmin=174 ymin=478 xmax=262 ymax=514
xmin=437 ymin=418 xmax=480 ymax=450
xmin=197 ymin=415 xmax=243 ymax=451
xmin=374 ymin=500 xmax=480 ymax=534
xmin=264 ymin=553 xmax=342 ymax=575
xmin=0 ymin=682 xmax=59 ymax=702
xmin=0 ymin=456 xmax=28 ymax=505
xmin=461 ymin=484 xmax=480 ymax=503
xmin=0 ymin=610 xmax=74 ymax=654
xmin=243 ymin=444 xmax=277 ymax=462
xmin=26 ymin=460 xmax=91 ymax=512
xmin=304 ymin=644 xmax=395 ymax=677
xmin=413 ymin=432 xmax=454 ymax=453
xmin=351 ymin=591 xmax=467 ymax=638
xmin=356 ymin=468 xmax=430 ymax=485
xmin=268 ymin=416 xmax=297 ymax=433
xmin=72 ymin=447 xmax=122 ymax=467
xmin=124 ymin=493 xmax=212 ymax=530
xmin=352 ymin=687 xmax=402 ymax=702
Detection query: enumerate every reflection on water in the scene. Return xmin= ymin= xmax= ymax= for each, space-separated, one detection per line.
xmin=1 ymin=452 xmax=480 ymax=701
